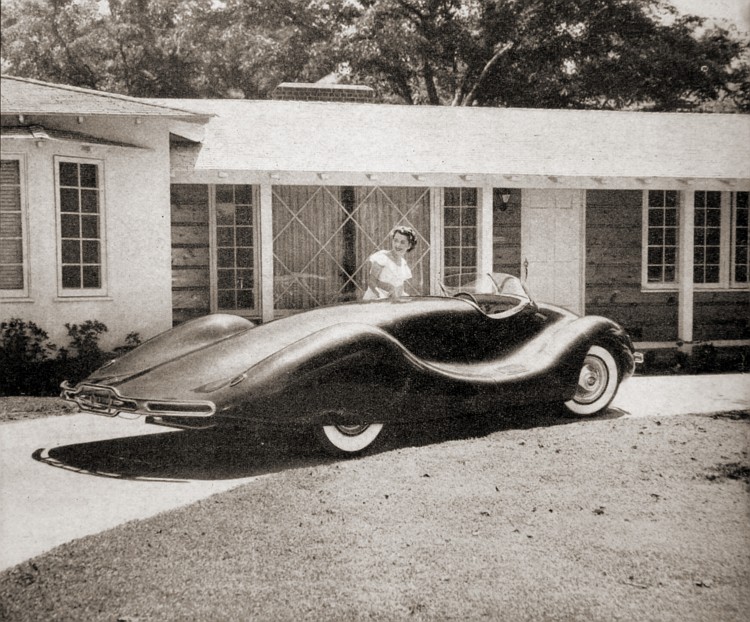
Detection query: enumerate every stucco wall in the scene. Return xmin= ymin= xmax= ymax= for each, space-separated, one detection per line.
xmin=1 ymin=115 xmax=174 ymax=350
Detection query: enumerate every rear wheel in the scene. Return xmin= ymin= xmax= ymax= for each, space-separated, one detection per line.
xmin=317 ymin=422 xmax=384 ymax=456
xmin=564 ymin=345 xmax=620 ymax=416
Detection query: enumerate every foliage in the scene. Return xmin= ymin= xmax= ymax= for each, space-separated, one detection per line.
xmin=0 ymin=318 xmax=140 ymax=396
xmin=2 ymin=0 xmax=747 ymax=110
xmin=335 ymin=0 xmax=750 ymax=110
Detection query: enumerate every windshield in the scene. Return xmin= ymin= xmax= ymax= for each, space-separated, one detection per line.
xmin=439 ymin=273 xmax=531 ymax=300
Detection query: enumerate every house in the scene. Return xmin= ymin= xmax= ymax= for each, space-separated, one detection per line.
xmin=1 ymin=75 xmax=748 ymax=354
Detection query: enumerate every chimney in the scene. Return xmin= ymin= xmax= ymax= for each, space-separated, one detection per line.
xmin=271 ymin=82 xmax=375 ymax=103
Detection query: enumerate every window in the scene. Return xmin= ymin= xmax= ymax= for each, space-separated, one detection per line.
xmin=644 ymin=190 xmax=679 ymax=285
xmin=0 ymin=157 xmax=28 ymax=296
xmin=215 ymin=185 xmax=257 ymax=311
xmin=443 ymin=187 xmax=477 ymax=284
xmin=693 ymin=190 xmax=722 ymax=284
xmin=642 ymin=189 xmax=749 ymax=290
xmin=732 ymin=191 xmax=748 ymax=285
xmin=57 ymin=158 xmax=105 ymax=294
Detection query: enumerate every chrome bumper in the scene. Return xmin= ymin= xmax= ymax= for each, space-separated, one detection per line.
xmin=60 ymin=382 xmax=216 ymax=418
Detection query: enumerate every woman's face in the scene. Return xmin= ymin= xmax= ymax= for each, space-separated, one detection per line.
xmin=391 ymin=232 xmax=410 ymax=257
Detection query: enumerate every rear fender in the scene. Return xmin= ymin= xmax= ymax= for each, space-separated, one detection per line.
xmin=239 ymin=323 xmax=416 ymax=421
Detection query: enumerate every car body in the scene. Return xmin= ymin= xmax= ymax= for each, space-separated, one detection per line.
xmin=62 ymin=273 xmax=640 ymax=455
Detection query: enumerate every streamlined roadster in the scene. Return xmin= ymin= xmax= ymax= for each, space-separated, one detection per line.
xmin=62 ymin=273 xmax=640 ymax=455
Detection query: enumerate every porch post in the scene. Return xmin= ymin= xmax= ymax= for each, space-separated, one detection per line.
xmin=477 ymin=184 xmax=494 ymax=279
xmin=678 ymin=189 xmax=695 ymax=343
xmin=258 ymin=181 xmax=274 ymax=322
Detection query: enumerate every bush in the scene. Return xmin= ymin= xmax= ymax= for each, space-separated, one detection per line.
xmin=0 ymin=318 xmax=141 ymax=397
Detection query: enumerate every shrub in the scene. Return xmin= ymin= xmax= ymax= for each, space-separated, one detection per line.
xmin=0 ymin=319 xmax=140 ymax=396
xmin=0 ymin=319 xmax=59 ymax=396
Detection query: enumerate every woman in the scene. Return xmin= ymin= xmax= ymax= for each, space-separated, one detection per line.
xmin=363 ymin=225 xmax=418 ymax=300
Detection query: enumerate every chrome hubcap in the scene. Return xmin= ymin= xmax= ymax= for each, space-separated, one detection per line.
xmin=335 ymin=424 xmax=370 ymax=436
xmin=574 ymin=355 xmax=608 ymax=404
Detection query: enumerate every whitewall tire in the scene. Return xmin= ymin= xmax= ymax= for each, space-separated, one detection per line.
xmin=564 ymin=345 xmax=620 ymax=416
xmin=318 ymin=423 xmax=384 ymax=455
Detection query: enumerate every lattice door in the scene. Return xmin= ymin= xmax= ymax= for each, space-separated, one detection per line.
xmin=272 ymin=186 xmax=431 ymax=310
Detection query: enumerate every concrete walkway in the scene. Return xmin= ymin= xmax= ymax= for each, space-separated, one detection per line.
xmin=1 ymin=373 xmax=747 ymax=572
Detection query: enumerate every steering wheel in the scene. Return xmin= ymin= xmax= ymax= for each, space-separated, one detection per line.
xmin=453 ymin=291 xmax=479 ymax=306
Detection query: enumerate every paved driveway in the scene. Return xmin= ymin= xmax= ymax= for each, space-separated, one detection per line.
xmin=1 ymin=373 xmax=747 ymax=571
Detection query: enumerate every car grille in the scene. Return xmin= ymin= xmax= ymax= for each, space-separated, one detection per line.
xmin=60 ymin=382 xmax=216 ymax=418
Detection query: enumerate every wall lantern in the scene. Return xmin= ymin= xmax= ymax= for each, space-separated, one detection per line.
xmin=495 ymin=188 xmax=512 ymax=212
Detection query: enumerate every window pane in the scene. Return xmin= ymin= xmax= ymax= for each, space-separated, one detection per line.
xmin=62 ymin=240 xmax=81 ymax=263
xmin=664 ymin=208 xmax=677 ymax=226
xmin=704 ymin=265 xmax=719 ymax=283
xmin=81 ymin=215 xmax=99 ymax=238
xmin=647 ymin=265 xmax=662 ymax=282
xmin=444 ymin=188 xmax=461 ymax=207
xmin=80 ymin=189 xmax=98 ymax=213
xmin=237 ymin=290 xmax=254 ymax=308
xmin=444 ymin=207 xmax=460 ymax=226
xmin=237 ymin=247 xmax=253 ymax=267
xmin=648 ymin=229 xmax=663 ymax=245
xmin=215 ymin=185 xmax=233 ymax=203
xmin=218 ymin=248 xmax=234 ymax=268
xmin=61 ymin=214 xmax=80 ymax=238
xmin=60 ymin=188 xmax=80 ymax=213
xmin=648 ymin=209 xmax=663 ymax=226
xmin=218 ymin=290 xmax=234 ymax=309
xmin=665 ymin=191 xmax=677 ymax=208
xmin=218 ymin=269 xmax=234 ymax=289
xmin=59 ymin=162 xmax=78 ymax=187
xmin=236 ymin=226 xmax=253 ymax=246
xmin=706 ymin=191 xmax=721 ymax=208
xmin=664 ymin=265 xmax=676 ymax=282
xmin=82 ymin=240 xmax=100 ymax=264
xmin=461 ymin=188 xmax=477 ymax=206
xmin=216 ymin=203 xmax=234 ymax=225
xmin=82 ymin=265 xmax=100 ymax=288
xmin=234 ymin=185 xmax=252 ymax=205
xmin=62 ymin=265 xmax=81 ymax=288
xmin=79 ymin=164 xmax=98 ymax=188
xmin=236 ymin=205 xmax=253 ymax=224
xmin=444 ymin=228 xmax=460 ymax=246
xmin=217 ymin=227 xmax=233 ymax=246
xmin=648 ymin=190 xmax=662 ymax=208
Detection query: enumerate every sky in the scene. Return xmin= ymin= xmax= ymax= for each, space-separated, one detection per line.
xmin=669 ymin=0 xmax=750 ymax=33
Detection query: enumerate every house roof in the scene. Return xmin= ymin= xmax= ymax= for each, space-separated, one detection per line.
xmin=1 ymin=125 xmax=148 ymax=149
xmin=156 ymin=99 xmax=750 ymax=182
xmin=0 ymin=75 xmax=208 ymax=119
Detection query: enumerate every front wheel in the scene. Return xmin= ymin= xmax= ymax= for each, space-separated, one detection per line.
xmin=563 ymin=345 xmax=620 ymax=416
xmin=317 ymin=423 xmax=384 ymax=456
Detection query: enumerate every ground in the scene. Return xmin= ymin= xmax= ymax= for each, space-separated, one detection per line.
xmin=0 ymin=400 xmax=748 ymax=621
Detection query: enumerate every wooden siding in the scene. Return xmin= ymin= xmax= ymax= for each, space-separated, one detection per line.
xmin=171 ymin=184 xmax=210 ymax=325
xmin=492 ymin=189 xmax=521 ymax=276
xmin=585 ymin=190 xmax=677 ymax=341
xmin=586 ymin=190 xmax=749 ymax=341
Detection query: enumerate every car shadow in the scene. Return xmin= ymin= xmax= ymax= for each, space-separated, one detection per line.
xmin=32 ymin=404 xmax=630 ymax=481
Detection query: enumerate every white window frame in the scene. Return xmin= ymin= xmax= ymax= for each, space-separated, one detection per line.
xmin=641 ymin=189 xmax=749 ymax=292
xmin=54 ymin=156 xmax=108 ymax=298
xmin=209 ymin=183 xmax=260 ymax=316
xmin=0 ymin=154 xmax=30 ymax=299
xmin=641 ymin=189 xmax=680 ymax=291
xmin=730 ymin=190 xmax=749 ymax=288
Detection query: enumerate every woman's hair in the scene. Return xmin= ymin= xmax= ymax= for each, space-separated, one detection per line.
xmin=391 ymin=225 xmax=418 ymax=252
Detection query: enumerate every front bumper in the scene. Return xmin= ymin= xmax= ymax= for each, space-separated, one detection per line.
xmin=60 ymin=382 xmax=216 ymax=418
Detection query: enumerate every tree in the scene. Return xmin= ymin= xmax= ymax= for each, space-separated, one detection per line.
xmin=2 ymin=0 xmax=747 ymax=110
xmin=1 ymin=0 xmax=345 ymax=98
xmin=335 ymin=0 xmax=750 ymax=110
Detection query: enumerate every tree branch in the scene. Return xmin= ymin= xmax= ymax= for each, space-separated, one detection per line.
xmin=462 ymin=41 xmax=513 ymax=106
